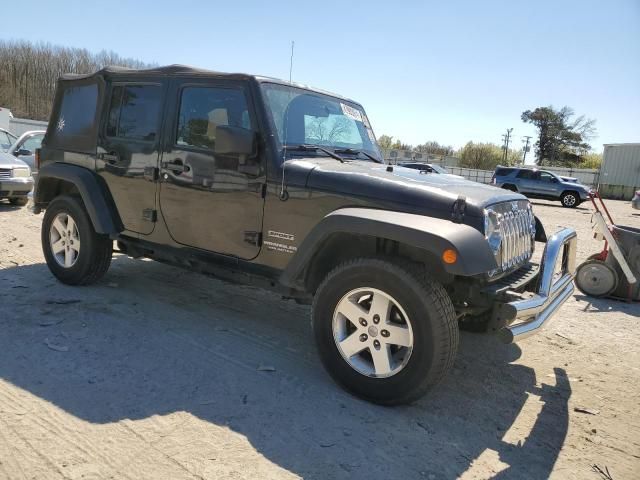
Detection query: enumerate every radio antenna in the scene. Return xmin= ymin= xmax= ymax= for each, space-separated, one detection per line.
xmin=289 ymin=41 xmax=295 ymax=83
xmin=280 ymin=40 xmax=296 ymax=201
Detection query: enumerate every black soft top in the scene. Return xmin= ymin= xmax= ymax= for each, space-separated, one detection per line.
xmin=61 ymin=64 xmax=357 ymax=103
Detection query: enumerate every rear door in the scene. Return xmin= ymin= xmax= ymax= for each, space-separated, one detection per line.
xmin=158 ymin=78 xmax=265 ymax=259
xmin=515 ymin=170 xmax=538 ymax=194
xmin=97 ymin=79 xmax=166 ymax=235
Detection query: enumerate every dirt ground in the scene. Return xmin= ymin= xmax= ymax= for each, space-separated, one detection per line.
xmin=0 ymin=197 xmax=638 ymax=480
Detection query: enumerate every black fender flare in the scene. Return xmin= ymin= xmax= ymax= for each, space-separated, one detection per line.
xmin=35 ymin=162 xmax=123 ymax=235
xmin=280 ymin=208 xmax=498 ymax=288
xmin=534 ymin=216 xmax=547 ymax=243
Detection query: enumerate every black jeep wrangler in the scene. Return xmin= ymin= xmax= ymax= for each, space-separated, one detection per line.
xmin=34 ymin=65 xmax=577 ymax=405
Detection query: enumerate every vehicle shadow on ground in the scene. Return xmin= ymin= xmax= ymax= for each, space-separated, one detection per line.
xmin=530 ymin=201 xmax=590 ymax=212
xmin=0 ymin=258 xmax=572 ymax=479
xmin=0 ymin=202 xmax=27 ymax=211
xmin=575 ymin=293 xmax=640 ymax=312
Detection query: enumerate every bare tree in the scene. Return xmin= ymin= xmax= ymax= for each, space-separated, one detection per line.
xmin=0 ymin=40 xmax=154 ymax=121
xmin=306 ymin=116 xmax=352 ymax=145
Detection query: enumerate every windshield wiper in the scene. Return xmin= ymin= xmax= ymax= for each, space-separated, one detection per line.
xmin=284 ymin=144 xmax=345 ymax=163
xmin=333 ymin=148 xmax=381 ymax=163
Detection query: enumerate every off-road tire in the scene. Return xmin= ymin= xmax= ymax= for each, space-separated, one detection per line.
xmin=42 ymin=195 xmax=113 ymax=285
xmin=312 ymin=258 xmax=458 ymax=405
xmin=561 ymin=191 xmax=580 ymax=208
xmin=9 ymin=197 xmax=28 ymax=206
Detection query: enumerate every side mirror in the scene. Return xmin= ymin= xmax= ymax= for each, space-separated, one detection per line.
xmin=551 ymin=178 xmax=559 ymax=183
xmin=15 ymin=148 xmax=32 ymax=157
xmin=214 ymin=126 xmax=256 ymax=156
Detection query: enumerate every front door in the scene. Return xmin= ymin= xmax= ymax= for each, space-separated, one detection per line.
xmin=158 ymin=79 xmax=265 ymax=259
xmin=98 ymin=79 xmax=165 ymax=235
xmin=536 ymin=171 xmax=560 ymax=196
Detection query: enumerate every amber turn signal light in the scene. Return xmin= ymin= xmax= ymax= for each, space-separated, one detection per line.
xmin=442 ymin=249 xmax=457 ymax=264
xmin=35 ymin=148 xmax=41 ymax=171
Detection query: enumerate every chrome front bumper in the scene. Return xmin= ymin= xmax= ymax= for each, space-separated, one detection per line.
xmin=498 ymin=228 xmax=577 ymax=343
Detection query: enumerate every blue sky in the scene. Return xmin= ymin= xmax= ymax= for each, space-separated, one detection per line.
xmin=2 ymin=0 xmax=638 ymax=153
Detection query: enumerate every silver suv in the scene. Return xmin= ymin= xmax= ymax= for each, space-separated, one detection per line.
xmin=492 ymin=166 xmax=591 ymax=208
xmin=0 ymin=150 xmax=33 ymax=206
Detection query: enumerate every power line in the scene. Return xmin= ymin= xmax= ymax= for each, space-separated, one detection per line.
xmin=501 ymin=128 xmax=513 ymax=163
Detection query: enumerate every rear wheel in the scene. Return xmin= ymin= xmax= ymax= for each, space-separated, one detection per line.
xmin=312 ymin=258 xmax=458 ymax=405
xmin=502 ymin=184 xmax=517 ymax=192
xmin=42 ymin=195 xmax=113 ymax=285
xmin=561 ymin=191 xmax=580 ymax=208
xmin=575 ymin=259 xmax=618 ymax=297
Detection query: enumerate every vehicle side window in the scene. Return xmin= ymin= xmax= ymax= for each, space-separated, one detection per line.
xmin=48 ymin=82 xmax=99 ymax=153
xmin=106 ymin=85 xmax=161 ymax=141
xmin=495 ymin=168 xmax=513 ymax=176
xmin=539 ymin=172 xmax=556 ymax=183
xmin=22 ymin=134 xmax=44 ymax=152
xmin=516 ymin=170 xmax=535 ymax=179
xmin=176 ymin=86 xmax=252 ymax=151
xmin=57 ymin=84 xmax=98 ymax=136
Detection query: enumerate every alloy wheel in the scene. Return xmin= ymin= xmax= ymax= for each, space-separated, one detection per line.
xmin=49 ymin=213 xmax=81 ymax=268
xmin=332 ymin=287 xmax=414 ymax=378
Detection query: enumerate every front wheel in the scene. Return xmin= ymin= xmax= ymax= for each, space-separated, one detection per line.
xmin=312 ymin=258 xmax=458 ymax=405
xmin=561 ymin=191 xmax=580 ymax=208
xmin=42 ymin=195 xmax=113 ymax=285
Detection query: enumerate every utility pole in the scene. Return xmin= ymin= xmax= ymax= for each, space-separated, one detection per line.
xmin=501 ymin=128 xmax=513 ymax=163
xmin=521 ymin=135 xmax=532 ymax=165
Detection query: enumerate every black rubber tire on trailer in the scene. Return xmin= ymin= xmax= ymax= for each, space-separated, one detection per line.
xmin=41 ymin=195 xmax=113 ymax=286
xmin=312 ymin=258 xmax=459 ymax=405
xmin=9 ymin=197 xmax=28 ymax=206
xmin=575 ymin=259 xmax=618 ymax=297
xmin=561 ymin=191 xmax=580 ymax=208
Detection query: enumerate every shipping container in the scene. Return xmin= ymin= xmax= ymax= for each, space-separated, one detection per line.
xmin=599 ymin=143 xmax=640 ymax=200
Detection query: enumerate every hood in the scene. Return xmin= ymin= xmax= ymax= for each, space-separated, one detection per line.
xmin=560 ymin=176 xmax=578 ymax=183
xmin=0 ymin=151 xmax=29 ymax=168
xmin=298 ymin=158 xmax=526 ymax=218
xmin=563 ymin=181 xmax=588 ymax=190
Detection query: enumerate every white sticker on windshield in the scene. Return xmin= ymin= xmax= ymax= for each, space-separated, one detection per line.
xmin=341 ymin=103 xmax=363 ymax=122
xmin=367 ymin=128 xmax=376 ymax=143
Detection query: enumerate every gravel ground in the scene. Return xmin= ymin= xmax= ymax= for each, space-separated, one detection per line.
xmin=0 ymin=198 xmax=639 ymax=480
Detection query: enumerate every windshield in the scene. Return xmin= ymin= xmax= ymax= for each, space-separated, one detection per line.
xmin=430 ymin=164 xmax=449 ymax=174
xmin=261 ymin=83 xmax=382 ymax=161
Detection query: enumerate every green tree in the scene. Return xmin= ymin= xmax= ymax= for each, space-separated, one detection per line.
xmin=415 ymin=141 xmax=454 ymax=156
xmin=376 ymin=134 xmax=411 ymax=151
xmin=458 ymin=142 xmax=520 ymax=170
xmin=376 ymin=134 xmax=394 ymax=150
xmin=521 ymin=106 xmax=596 ymax=165
xmin=580 ymin=152 xmax=603 ymax=169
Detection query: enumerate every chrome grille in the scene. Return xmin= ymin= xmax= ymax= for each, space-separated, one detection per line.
xmin=0 ymin=168 xmax=11 ymax=179
xmin=489 ymin=200 xmax=535 ymax=273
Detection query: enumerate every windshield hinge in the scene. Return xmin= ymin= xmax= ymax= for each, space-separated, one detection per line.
xmin=451 ymin=195 xmax=467 ymax=223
